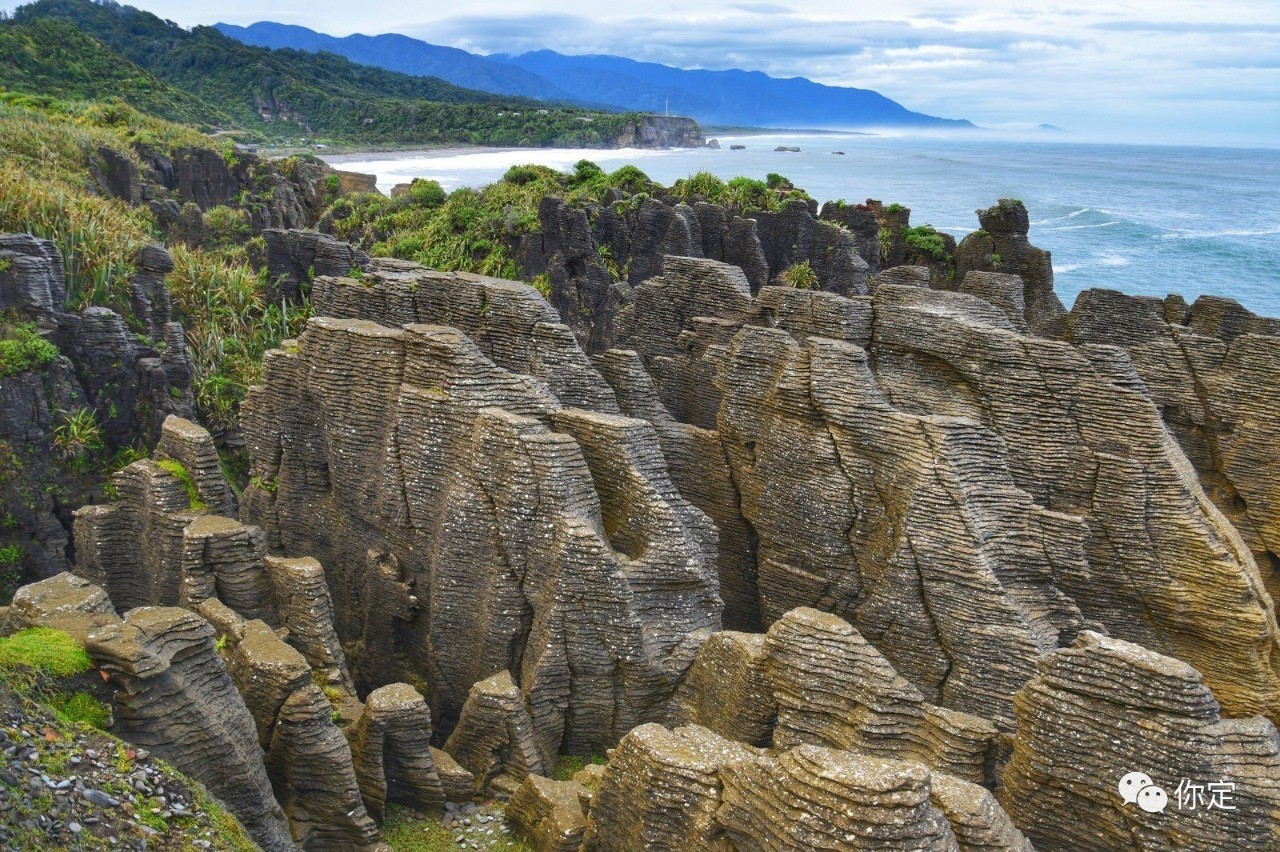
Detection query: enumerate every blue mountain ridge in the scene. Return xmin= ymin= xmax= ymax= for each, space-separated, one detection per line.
xmin=214 ymin=21 xmax=972 ymax=130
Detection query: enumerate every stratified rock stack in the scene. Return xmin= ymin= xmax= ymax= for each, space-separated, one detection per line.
xmin=717 ymin=748 xmax=961 ymax=851
xmin=673 ymin=630 xmax=773 ymax=746
xmin=1002 ymin=631 xmax=1280 ymax=851
xmin=763 ymin=608 xmax=997 ymax=784
xmin=350 ymin=683 xmax=447 ymax=821
xmin=581 ymin=723 xmax=758 ymax=851
xmin=242 ymin=265 xmax=722 ymax=759
xmin=155 ymin=414 xmax=235 ymax=517
xmin=753 ymin=198 xmax=872 ymax=295
xmin=954 ymin=199 xmax=1063 ymax=335
xmin=229 ymin=620 xmax=381 ymax=850
xmin=581 ymin=722 xmax=1027 ymax=851
xmin=263 ymin=228 xmax=369 ymax=303
xmin=443 ymin=670 xmax=547 ymax=798
xmin=507 ymin=775 xmax=590 ymax=852
xmin=0 ymin=235 xmax=193 ymax=581
xmin=18 ymin=597 xmax=299 ymax=852
xmin=1065 ymin=288 xmax=1280 ymax=603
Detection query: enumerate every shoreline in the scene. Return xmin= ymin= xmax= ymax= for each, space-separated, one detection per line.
xmin=320 ymin=145 xmax=539 ymax=165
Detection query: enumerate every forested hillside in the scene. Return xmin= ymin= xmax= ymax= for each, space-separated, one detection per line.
xmin=5 ymin=0 xmax=648 ymax=147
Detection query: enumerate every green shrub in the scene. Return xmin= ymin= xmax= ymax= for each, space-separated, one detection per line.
xmin=0 ymin=627 xmax=92 ymax=676
xmin=903 ymin=225 xmax=948 ymax=261
xmin=781 ymin=259 xmax=819 ymax=290
xmin=0 ymin=322 xmax=59 ymax=377
xmin=202 ymin=205 xmax=251 ymax=250
xmin=765 ymin=172 xmax=789 ymax=189
xmin=408 ymin=179 xmax=445 ymax=207
xmin=50 ymin=692 xmax=109 ymax=730
xmin=884 ymin=202 xmax=907 ymax=214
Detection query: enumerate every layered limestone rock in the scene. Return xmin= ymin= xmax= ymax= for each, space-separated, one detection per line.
xmin=673 ymin=630 xmax=774 ymax=746
xmin=954 ymin=199 xmax=1063 ymax=335
xmin=155 ymin=414 xmax=235 ymax=517
xmin=717 ymin=747 xmax=962 ymax=851
xmin=866 ymin=284 xmax=1280 ymax=720
xmin=516 ymin=192 xmax=871 ymax=353
xmin=581 ymin=723 xmax=759 ymax=851
xmin=716 ymin=319 xmax=1079 ymax=725
xmin=507 ymin=775 xmax=590 ymax=852
xmin=1 ymin=234 xmax=193 ymax=581
xmin=753 ymin=198 xmax=872 ymax=296
xmin=229 ymin=619 xmax=382 ymax=850
xmin=241 ymin=288 xmax=721 ymax=758
xmin=1064 ymin=288 xmax=1280 ymax=602
xmin=1001 ymin=631 xmax=1280 ymax=851
xmin=443 ymin=670 xmax=547 ymax=797
xmin=263 ymin=228 xmax=369 ymax=302
xmin=675 ymin=608 xmax=997 ymax=783
xmin=763 ymin=608 xmax=998 ymax=784
xmin=350 ymin=683 xmax=447 ymax=821
xmin=73 ymin=420 xmax=354 ymax=691
xmin=582 ymin=722 xmax=1025 ymax=851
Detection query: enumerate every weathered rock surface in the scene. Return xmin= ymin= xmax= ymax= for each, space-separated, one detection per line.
xmin=955 ymin=200 xmax=1063 ymax=335
xmin=242 ymin=274 xmax=721 ymax=758
xmin=764 ymin=608 xmax=998 ymax=784
xmin=230 ymin=620 xmax=382 ymax=849
xmin=1065 ymin=288 xmax=1280 ymax=603
xmin=0 ymin=235 xmax=194 ymax=583
xmin=718 ymin=747 xmax=962 ymax=851
xmin=443 ymin=670 xmax=547 ymax=798
xmin=1002 ymin=631 xmax=1280 ymax=851
xmin=674 ymin=630 xmax=774 ymax=746
xmin=581 ymin=723 xmax=758 ymax=851
xmin=507 ymin=775 xmax=589 ymax=852
xmin=263 ymin=228 xmax=369 ymax=303
xmin=350 ymin=683 xmax=447 ymax=821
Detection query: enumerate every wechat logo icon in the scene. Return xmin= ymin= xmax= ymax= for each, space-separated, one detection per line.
xmin=1118 ymin=771 xmax=1168 ymax=814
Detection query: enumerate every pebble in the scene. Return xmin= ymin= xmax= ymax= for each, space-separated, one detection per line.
xmin=69 ymin=822 xmax=82 ymax=834
xmin=83 ymin=788 xmax=119 ymax=808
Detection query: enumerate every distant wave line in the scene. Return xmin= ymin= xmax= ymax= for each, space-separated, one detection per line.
xmin=1157 ymin=228 xmax=1280 ymax=240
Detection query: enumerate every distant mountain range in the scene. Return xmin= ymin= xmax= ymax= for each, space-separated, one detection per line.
xmin=216 ymin=21 xmax=973 ymax=130
xmin=5 ymin=0 xmax=663 ymax=148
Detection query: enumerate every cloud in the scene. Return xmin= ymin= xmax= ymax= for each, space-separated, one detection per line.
xmin=1092 ymin=20 xmax=1280 ymax=34
xmin=729 ymin=3 xmax=792 ymax=14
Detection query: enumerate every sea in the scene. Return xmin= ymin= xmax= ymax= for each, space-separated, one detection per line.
xmin=328 ymin=133 xmax=1280 ymax=317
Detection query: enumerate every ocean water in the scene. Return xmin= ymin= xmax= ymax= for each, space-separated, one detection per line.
xmin=330 ymin=133 xmax=1280 ymax=316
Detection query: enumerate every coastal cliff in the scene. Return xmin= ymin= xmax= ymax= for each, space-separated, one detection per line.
xmin=613 ymin=115 xmax=706 ymax=148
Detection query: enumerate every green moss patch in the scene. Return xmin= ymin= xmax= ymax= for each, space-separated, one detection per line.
xmin=0 ymin=627 xmax=92 ymax=676
xmin=49 ymin=690 xmax=110 ymax=730
xmin=157 ymin=458 xmax=209 ymax=511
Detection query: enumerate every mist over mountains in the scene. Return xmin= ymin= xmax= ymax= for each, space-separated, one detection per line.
xmin=216 ymin=20 xmax=973 ymax=130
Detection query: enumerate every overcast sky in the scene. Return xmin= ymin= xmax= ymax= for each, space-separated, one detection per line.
xmin=16 ymin=0 xmax=1280 ymax=145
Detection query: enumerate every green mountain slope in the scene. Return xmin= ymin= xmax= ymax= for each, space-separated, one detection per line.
xmin=8 ymin=0 xmax=643 ymax=146
xmin=0 ymin=17 xmax=230 ymax=127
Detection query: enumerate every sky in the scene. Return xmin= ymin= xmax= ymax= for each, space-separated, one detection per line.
xmin=10 ymin=0 xmax=1280 ymax=145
